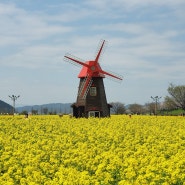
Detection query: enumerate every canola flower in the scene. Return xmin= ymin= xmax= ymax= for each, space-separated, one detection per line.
xmin=0 ymin=115 xmax=185 ymax=185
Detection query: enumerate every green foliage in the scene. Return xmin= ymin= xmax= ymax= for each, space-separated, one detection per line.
xmin=160 ymin=109 xmax=184 ymax=116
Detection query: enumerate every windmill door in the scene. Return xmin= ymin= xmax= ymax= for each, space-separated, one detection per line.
xmin=88 ymin=111 xmax=100 ymax=118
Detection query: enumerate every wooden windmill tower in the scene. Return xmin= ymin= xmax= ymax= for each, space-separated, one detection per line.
xmin=64 ymin=40 xmax=123 ymax=118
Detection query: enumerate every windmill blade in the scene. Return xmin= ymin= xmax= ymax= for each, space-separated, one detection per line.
xmin=78 ymin=74 xmax=93 ymax=99
xmin=99 ymin=69 xmax=123 ymax=82
xmin=64 ymin=53 xmax=89 ymax=68
xmin=95 ymin=39 xmax=106 ymax=63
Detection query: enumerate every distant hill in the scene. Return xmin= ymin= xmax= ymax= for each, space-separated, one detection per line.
xmin=0 ymin=100 xmax=13 ymax=114
xmin=16 ymin=103 xmax=72 ymax=114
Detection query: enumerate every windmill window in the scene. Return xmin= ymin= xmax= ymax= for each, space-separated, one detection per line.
xmin=90 ymin=87 xmax=97 ymax=96
xmin=88 ymin=111 xmax=100 ymax=117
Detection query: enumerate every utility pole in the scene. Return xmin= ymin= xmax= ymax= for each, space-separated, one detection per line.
xmin=9 ymin=95 xmax=20 ymax=115
xmin=151 ymin=96 xmax=161 ymax=116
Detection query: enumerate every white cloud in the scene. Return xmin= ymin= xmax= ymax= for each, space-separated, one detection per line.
xmin=85 ymin=0 xmax=185 ymax=9
xmin=0 ymin=1 xmax=185 ymax=105
xmin=0 ymin=3 xmax=72 ymax=47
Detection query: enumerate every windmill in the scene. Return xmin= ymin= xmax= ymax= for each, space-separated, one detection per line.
xmin=64 ymin=40 xmax=123 ymax=118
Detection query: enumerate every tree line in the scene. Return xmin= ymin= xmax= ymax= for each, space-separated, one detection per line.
xmin=17 ymin=83 xmax=185 ymax=116
xmin=111 ymin=83 xmax=185 ymax=115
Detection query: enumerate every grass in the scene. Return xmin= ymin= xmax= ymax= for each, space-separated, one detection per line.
xmin=159 ymin=109 xmax=185 ymax=116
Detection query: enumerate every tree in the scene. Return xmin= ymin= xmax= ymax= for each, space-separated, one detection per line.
xmin=129 ymin=103 xmax=145 ymax=114
xmin=20 ymin=110 xmax=28 ymax=115
xmin=32 ymin=109 xmax=38 ymax=115
xmin=110 ymin=102 xmax=125 ymax=114
xmin=163 ymin=97 xmax=177 ymax=111
xmin=165 ymin=83 xmax=185 ymax=111
xmin=43 ymin=107 xmax=48 ymax=115
xmin=145 ymin=102 xmax=158 ymax=115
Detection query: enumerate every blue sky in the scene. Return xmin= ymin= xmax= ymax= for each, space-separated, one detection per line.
xmin=0 ymin=0 xmax=185 ymax=106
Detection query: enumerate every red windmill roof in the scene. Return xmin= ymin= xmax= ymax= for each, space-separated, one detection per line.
xmin=78 ymin=61 xmax=105 ymax=78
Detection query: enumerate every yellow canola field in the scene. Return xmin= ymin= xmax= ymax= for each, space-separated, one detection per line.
xmin=0 ymin=115 xmax=185 ymax=185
